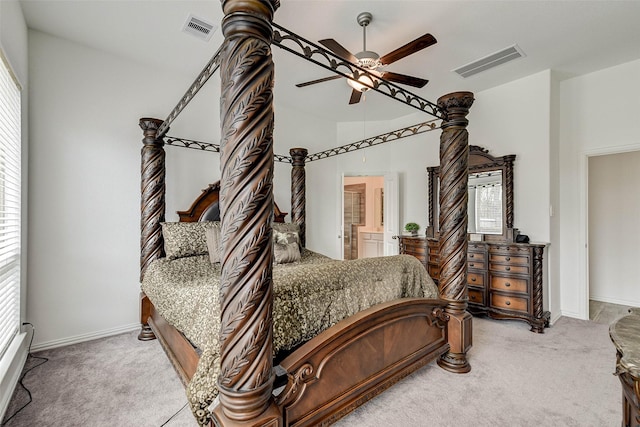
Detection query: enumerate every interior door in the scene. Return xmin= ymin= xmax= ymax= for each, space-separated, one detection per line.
xmin=383 ymin=172 xmax=399 ymax=255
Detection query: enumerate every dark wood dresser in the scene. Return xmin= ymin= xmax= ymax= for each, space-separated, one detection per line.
xmin=395 ymin=235 xmax=439 ymax=278
xmin=397 ymin=236 xmax=550 ymax=333
xmin=609 ymin=308 xmax=640 ymax=426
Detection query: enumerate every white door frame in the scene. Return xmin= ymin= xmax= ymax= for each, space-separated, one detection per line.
xmin=580 ymin=143 xmax=640 ymax=319
xmin=383 ymin=172 xmax=400 ymax=255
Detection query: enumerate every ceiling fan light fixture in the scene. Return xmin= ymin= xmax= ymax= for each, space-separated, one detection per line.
xmin=347 ymin=73 xmax=375 ymax=92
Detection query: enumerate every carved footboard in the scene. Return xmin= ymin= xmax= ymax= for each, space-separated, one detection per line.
xmin=275 ymin=298 xmax=449 ymax=426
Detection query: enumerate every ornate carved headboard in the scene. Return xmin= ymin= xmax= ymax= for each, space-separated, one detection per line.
xmin=177 ymin=181 xmax=287 ymax=223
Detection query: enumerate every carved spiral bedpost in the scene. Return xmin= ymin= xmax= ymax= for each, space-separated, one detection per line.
xmin=436 ymin=92 xmax=474 ymax=374
xmin=138 ymin=117 xmax=166 ymax=341
xmin=290 ymin=148 xmax=308 ymax=248
xmin=426 ymin=166 xmax=437 ymax=238
xmin=214 ymin=0 xmax=282 ymax=425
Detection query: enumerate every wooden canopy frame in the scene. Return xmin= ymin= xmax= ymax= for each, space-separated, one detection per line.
xmin=138 ymin=1 xmax=474 ymax=425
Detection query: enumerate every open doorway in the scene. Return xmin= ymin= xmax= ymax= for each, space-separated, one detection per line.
xmin=587 ymin=150 xmax=640 ymax=323
xmin=342 ymin=174 xmax=398 ymax=260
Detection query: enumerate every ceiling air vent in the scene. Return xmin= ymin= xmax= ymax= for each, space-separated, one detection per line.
xmin=182 ymin=14 xmax=217 ymax=41
xmin=453 ymin=44 xmax=525 ymax=78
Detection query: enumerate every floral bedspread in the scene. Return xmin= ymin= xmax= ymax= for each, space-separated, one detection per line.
xmin=141 ymin=250 xmax=437 ymax=425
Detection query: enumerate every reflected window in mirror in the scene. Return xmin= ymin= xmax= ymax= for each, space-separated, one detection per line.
xmin=468 ymin=171 xmax=503 ymax=234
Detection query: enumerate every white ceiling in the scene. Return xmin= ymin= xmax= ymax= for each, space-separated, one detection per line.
xmin=19 ymin=0 xmax=640 ymax=124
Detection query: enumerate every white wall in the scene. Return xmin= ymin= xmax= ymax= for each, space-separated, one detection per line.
xmin=27 ymin=31 xmax=224 ymax=349
xmin=559 ymin=58 xmax=640 ymax=318
xmin=588 ymin=151 xmax=640 ymax=305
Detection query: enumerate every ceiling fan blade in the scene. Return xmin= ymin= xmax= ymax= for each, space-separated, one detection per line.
xmin=379 ymin=33 xmax=437 ymax=66
xmin=318 ymin=39 xmax=358 ymax=63
xmin=295 ymin=75 xmax=343 ymax=88
xmin=381 ymin=71 xmax=429 ymax=88
xmin=349 ymin=89 xmax=363 ymax=105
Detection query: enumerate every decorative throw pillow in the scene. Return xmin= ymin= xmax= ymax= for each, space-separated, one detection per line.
xmin=272 ymin=223 xmax=301 ymax=249
xmin=205 ymin=225 xmax=224 ymax=264
xmin=273 ymin=230 xmax=300 ymax=246
xmin=274 ymin=242 xmax=301 ymax=264
xmin=272 ymin=222 xmax=300 ymax=235
xmin=161 ymin=221 xmax=219 ymax=260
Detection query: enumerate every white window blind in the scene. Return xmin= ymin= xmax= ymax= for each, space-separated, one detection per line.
xmin=0 ymin=50 xmax=21 ymax=360
xmin=475 ymin=183 xmax=502 ymax=234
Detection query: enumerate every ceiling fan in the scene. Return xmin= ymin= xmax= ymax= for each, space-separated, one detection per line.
xmin=296 ymin=12 xmax=437 ymax=105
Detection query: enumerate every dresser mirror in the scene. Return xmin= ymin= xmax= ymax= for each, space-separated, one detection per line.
xmin=427 ymin=146 xmax=516 ymax=242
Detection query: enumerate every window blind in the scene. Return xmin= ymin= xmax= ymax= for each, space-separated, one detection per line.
xmin=475 ymin=183 xmax=502 ymax=234
xmin=0 ymin=50 xmax=21 ymax=360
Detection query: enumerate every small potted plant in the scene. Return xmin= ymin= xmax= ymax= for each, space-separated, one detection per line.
xmin=404 ymin=222 xmax=420 ymax=236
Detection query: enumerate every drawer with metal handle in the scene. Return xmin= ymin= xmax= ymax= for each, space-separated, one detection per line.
xmin=489 ymin=254 xmax=528 ymax=265
xmin=490 ymin=276 xmax=527 ymax=293
xmin=468 ymin=289 xmax=484 ymax=305
xmin=468 ymin=259 xmax=486 ymax=270
xmin=467 ymin=272 xmax=485 ymax=286
xmin=467 ymin=251 xmax=486 ymax=261
xmin=489 ymin=263 xmax=529 ymax=275
xmin=490 ymin=293 xmax=528 ymax=314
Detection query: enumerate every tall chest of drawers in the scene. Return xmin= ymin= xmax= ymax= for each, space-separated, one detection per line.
xmin=394 ymin=236 xmax=428 ymax=270
xmin=394 ymin=236 xmax=440 ymax=280
xmin=399 ymin=237 xmax=550 ymax=333
xmin=484 ymin=243 xmax=550 ymax=333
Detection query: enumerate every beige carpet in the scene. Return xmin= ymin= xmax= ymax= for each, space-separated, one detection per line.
xmin=3 ymin=316 xmax=621 ymax=427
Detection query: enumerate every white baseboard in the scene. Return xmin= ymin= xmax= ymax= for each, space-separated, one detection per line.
xmin=31 ymin=323 xmax=140 ymax=353
xmin=0 ymin=332 xmax=28 ymax=422
xmin=590 ymin=295 xmax=640 ymax=307
xmin=549 ymin=311 xmax=563 ymax=325
xmin=557 ymin=310 xmax=586 ymax=321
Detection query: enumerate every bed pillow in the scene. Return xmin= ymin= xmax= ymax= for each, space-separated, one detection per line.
xmin=274 ymin=241 xmax=301 ymax=264
xmin=272 ymin=222 xmax=300 ymax=235
xmin=273 ymin=223 xmax=301 ymax=250
xmin=273 ymin=230 xmax=300 ymax=246
xmin=161 ymin=221 xmax=220 ymax=260
xmin=205 ymin=225 xmax=224 ymax=264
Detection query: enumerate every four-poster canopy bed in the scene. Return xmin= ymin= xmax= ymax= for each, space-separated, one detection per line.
xmin=138 ymin=1 xmax=474 ymax=425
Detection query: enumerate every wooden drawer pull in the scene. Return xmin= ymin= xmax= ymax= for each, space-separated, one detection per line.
xmin=505 ymin=300 xmax=511 ymax=306
xmin=471 ymin=277 xmax=476 ymax=282
xmin=469 ymin=254 xmax=474 ymax=258
xmin=505 ymin=266 xmax=511 ymax=271
xmin=470 ymin=295 xmax=476 ymax=300
xmin=505 ymin=282 xmax=511 ymax=287
xmin=505 ymin=256 xmax=511 ymax=261
xmin=469 ymin=263 xmax=475 ymax=268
